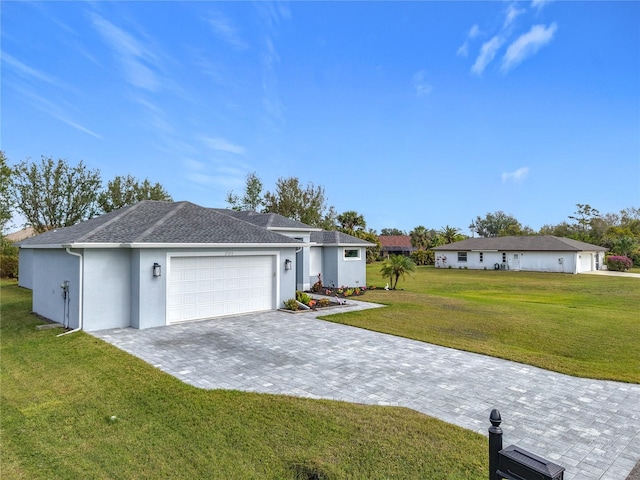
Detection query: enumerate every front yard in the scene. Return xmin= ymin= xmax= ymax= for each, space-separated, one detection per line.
xmin=322 ymin=265 xmax=640 ymax=383
xmin=1 ymin=280 xmax=486 ymax=479
xmin=3 ymin=266 xmax=637 ymax=478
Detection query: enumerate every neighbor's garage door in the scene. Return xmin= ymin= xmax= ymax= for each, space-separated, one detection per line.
xmin=579 ymin=253 xmax=592 ymax=273
xmin=168 ymin=256 xmax=274 ymax=324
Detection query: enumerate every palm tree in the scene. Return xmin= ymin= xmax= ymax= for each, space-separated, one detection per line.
xmin=410 ymin=225 xmax=433 ymax=250
xmin=439 ymin=225 xmax=461 ymax=244
xmin=613 ymin=236 xmax=638 ymax=258
xmin=380 ymin=254 xmax=416 ymax=290
xmin=337 ymin=210 xmax=366 ymax=233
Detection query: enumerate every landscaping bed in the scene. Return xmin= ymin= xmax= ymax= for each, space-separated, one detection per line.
xmin=281 ymin=291 xmax=348 ymax=313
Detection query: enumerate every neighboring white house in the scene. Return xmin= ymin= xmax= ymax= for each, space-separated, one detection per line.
xmin=433 ymin=236 xmax=607 ymax=274
xmin=17 ymin=201 xmax=372 ymax=331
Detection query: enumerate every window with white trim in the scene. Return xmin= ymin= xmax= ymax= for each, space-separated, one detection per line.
xmin=344 ymin=248 xmax=360 ymax=260
xmin=458 ymin=252 xmax=467 ymax=262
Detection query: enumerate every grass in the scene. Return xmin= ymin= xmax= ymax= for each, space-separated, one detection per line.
xmin=1 ymin=280 xmax=486 ymax=479
xmin=320 ymin=265 xmax=640 ymax=383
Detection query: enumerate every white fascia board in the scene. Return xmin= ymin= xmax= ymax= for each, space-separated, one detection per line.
xmin=121 ymin=242 xmax=310 ymax=248
xmin=21 ymin=243 xmax=119 ymax=249
xmin=330 ymin=243 xmax=374 ymax=247
xmin=267 ymin=227 xmax=323 ymax=232
xmin=28 ymin=242 xmax=310 ymax=249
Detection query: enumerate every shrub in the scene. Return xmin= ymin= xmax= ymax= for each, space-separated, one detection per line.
xmin=317 ymin=298 xmax=331 ymax=307
xmin=0 ymin=239 xmax=19 ymax=279
xmin=296 ymin=291 xmax=312 ymax=305
xmin=0 ymin=254 xmax=19 ymax=278
xmin=311 ymin=273 xmax=323 ymax=292
xmin=283 ymin=298 xmax=299 ymax=310
xmin=606 ymin=255 xmax=633 ymax=272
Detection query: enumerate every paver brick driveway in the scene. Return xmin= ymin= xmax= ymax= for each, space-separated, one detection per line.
xmin=92 ymin=300 xmax=640 ymax=480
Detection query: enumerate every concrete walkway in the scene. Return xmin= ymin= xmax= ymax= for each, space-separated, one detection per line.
xmin=581 ymin=270 xmax=640 ymax=278
xmin=91 ymin=301 xmax=640 ymax=480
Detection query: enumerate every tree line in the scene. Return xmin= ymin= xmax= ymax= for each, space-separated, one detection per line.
xmin=381 ymin=205 xmax=640 ymax=266
xmin=1 ymin=153 xmax=172 ymax=235
xmin=2 ymin=154 xmax=638 ymax=275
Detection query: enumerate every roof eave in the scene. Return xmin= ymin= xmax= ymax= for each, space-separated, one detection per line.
xmin=24 ymin=242 xmax=309 ymax=249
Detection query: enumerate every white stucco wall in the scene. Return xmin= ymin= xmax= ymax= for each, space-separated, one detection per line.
xmin=322 ymin=246 xmax=367 ymax=287
xmin=309 ymin=246 xmax=323 ymax=287
xmin=434 ymin=250 xmax=598 ymax=274
xmin=274 ymin=230 xmax=310 ymax=291
xmin=17 ymin=248 xmax=34 ymax=289
xmin=28 ymin=249 xmax=80 ymax=328
xmin=82 ymin=249 xmax=132 ymax=331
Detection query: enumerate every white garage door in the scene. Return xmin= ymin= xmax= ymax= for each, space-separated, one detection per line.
xmin=168 ymin=255 xmax=274 ymax=324
xmin=579 ymin=253 xmax=592 ymax=273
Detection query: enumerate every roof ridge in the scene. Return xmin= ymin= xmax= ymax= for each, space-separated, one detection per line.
xmin=264 ymin=213 xmax=275 ymax=228
xmin=132 ymin=201 xmax=189 ymax=242
xmin=75 ymin=201 xmax=146 ymax=242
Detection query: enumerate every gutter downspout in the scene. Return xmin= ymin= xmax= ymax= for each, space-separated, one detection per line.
xmin=58 ymin=248 xmax=83 ymax=336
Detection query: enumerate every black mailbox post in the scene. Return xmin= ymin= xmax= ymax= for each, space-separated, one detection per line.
xmin=489 ymin=409 xmax=565 ymax=480
xmin=497 ymin=445 xmax=565 ymax=480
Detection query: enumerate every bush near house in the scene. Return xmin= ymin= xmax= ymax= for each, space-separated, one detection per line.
xmin=0 ymin=238 xmax=19 ymax=278
xmin=606 ymin=255 xmax=633 ymax=272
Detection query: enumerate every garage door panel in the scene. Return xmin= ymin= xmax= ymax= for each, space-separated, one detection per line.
xmin=168 ymin=255 xmax=275 ymax=324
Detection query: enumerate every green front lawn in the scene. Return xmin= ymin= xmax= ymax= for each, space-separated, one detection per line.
xmin=1 ymin=281 xmax=486 ymax=479
xmin=322 ymin=266 xmax=640 ymax=383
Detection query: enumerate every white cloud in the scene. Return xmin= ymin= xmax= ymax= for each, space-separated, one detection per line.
xmin=1 ymin=52 xmax=64 ymax=87
xmin=504 ymin=4 xmax=526 ymax=28
xmin=502 ymin=23 xmax=558 ymax=72
xmin=10 ymin=82 xmax=102 ymax=139
xmin=457 ymin=24 xmax=481 ymax=57
xmin=207 ymin=12 xmax=248 ymax=49
xmin=412 ymin=70 xmax=433 ymax=97
xmin=183 ymin=158 xmax=206 ymax=172
xmin=472 ymin=36 xmax=504 ymax=75
xmin=200 ymin=136 xmax=246 ymax=155
xmin=531 ymin=0 xmax=553 ymax=11
xmin=501 ymin=167 xmax=530 ymax=183
xmin=90 ymin=13 xmax=160 ymax=91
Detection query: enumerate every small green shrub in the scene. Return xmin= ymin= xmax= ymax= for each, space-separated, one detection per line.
xmin=0 ymin=238 xmax=19 ymax=278
xmin=296 ymin=291 xmax=312 ymax=305
xmin=317 ymin=298 xmax=331 ymax=307
xmin=0 ymin=254 xmax=18 ymax=278
xmin=283 ymin=298 xmax=299 ymax=310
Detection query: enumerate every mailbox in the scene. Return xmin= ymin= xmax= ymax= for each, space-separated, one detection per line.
xmin=497 ymin=445 xmax=565 ymax=480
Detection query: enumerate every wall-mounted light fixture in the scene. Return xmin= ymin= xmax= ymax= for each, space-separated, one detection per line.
xmin=284 ymin=259 xmax=292 ymax=271
xmin=153 ymin=262 xmax=162 ymax=277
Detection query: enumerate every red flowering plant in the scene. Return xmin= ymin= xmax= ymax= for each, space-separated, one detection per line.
xmin=605 ymin=255 xmax=633 ymax=272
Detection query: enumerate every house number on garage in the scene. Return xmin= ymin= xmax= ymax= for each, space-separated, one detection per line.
xmin=224 ymin=252 xmax=234 ymax=256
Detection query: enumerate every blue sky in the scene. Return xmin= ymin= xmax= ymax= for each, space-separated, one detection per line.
xmin=2 ymin=1 xmax=638 ymax=235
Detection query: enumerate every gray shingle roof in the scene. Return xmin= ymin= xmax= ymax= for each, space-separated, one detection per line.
xmin=311 ymin=230 xmax=374 ymax=246
xmin=213 ymin=209 xmax=317 ymax=230
xmin=432 ymin=235 xmax=607 ymax=252
xmin=19 ymin=201 xmax=303 ymax=247
xmin=213 ymin=209 xmax=373 ymax=246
